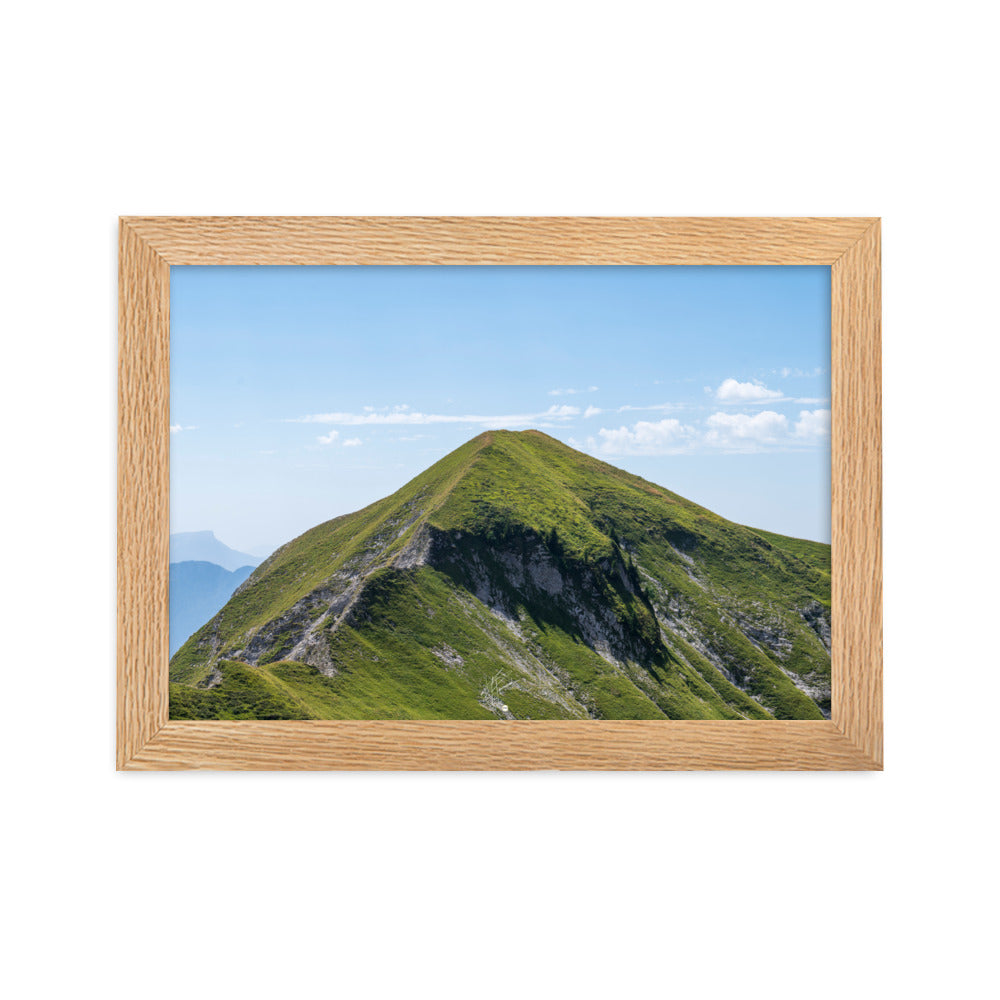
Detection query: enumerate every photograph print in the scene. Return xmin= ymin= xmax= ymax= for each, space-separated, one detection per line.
xmin=169 ymin=264 xmax=832 ymax=721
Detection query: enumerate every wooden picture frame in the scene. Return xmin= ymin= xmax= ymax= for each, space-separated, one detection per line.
xmin=117 ymin=217 xmax=881 ymax=770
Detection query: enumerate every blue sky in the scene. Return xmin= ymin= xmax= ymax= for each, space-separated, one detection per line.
xmin=170 ymin=265 xmax=831 ymax=555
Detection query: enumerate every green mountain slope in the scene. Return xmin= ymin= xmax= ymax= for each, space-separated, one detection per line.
xmin=170 ymin=430 xmax=831 ymax=721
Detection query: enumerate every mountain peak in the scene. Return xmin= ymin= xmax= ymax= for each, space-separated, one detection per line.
xmin=170 ymin=433 xmax=832 ymax=723
xmin=466 ymin=428 xmax=569 ymax=448
xmin=169 ymin=531 xmax=263 ymax=573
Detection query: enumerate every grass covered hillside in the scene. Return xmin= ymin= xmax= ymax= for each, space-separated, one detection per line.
xmin=170 ymin=430 xmax=831 ymax=721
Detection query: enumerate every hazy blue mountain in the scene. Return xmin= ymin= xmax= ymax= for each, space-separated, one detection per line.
xmin=169 ymin=531 xmax=263 ymax=572
xmin=169 ymin=561 xmax=256 ymax=656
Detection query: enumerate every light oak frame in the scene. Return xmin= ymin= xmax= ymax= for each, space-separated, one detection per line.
xmin=118 ymin=217 xmax=881 ymax=770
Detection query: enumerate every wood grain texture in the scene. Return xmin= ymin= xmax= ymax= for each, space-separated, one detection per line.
xmin=120 ymin=216 xmax=877 ymax=265
xmin=831 ymin=221 xmax=883 ymax=766
xmin=117 ymin=222 xmax=170 ymax=768
xmin=116 ymin=216 xmax=883 ymax=770
xmin=124 ymin=721 xmax=879 ymax=771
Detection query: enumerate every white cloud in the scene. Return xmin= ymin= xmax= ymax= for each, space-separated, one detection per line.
xmin=704 ymin=410 xmax=789 ymax=451
xmin=793 ymin=408 xmax=831 ymax=439
xmin=319 ymin=428 xmax=365 ymax=447
xmin=170 ymin=424 xmax=195 ymax=434
xmin=545 ymin=404 xmax=581 ymax=418
xmin=617 ymin=402 xmax=683 ymax=414
xmin=293 ymin=403 xmax=580 ymax=428
xmin=703 ymin=409 xmax=830 ymax=452
xmin=548 ymin=386 xmax=598 ymax=396
xmin=715 ymin=378 xmax=783 ymax=403
xmin=588 ymin=418 xmax=694 ymax=456
xmin=583 ymin=405 xmax=602 ymax=418
xmin=584 ymin=402 xmax=830 ymax=457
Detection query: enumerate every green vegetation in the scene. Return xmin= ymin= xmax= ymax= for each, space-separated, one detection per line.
xmin=171 ymin=430 xmax=831 ymax=721
xmin=169 ymin=661 xmax=313 ymax=720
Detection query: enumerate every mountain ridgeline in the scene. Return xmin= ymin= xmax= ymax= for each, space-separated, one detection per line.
xmin=170 ymin=430 xmax=831 ymax=721
xmin=170 ymin=531 xmax=263 ymax=573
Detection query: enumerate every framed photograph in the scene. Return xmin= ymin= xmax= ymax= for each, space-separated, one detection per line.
xmin=118 ymin=217 xmax=881 ymax=770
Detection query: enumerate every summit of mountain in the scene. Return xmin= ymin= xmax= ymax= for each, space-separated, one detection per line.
xmin=170 ymin=430 xmax=831 ymax=721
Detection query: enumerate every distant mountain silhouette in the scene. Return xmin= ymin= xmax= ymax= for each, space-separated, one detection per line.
xmin=169 ymin=560 xmax=255 ymax=656
xmin=169 ymin=531 xmax=263 ymax=572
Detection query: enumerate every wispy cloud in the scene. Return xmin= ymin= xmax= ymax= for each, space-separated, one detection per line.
xmin=318 ymin=428 xmax=366 ymax=448
xmin=616 ymin=402 xmax=684 ymax=414
xmin=583 ymin=405 xmax=603 ymax=418
xmin=713 ymin=378 xmax=827 ymax=407
xmin=170 ymin=424 xmax=196 ymax=434
xmin=548 ymin=386 xmax=598 ymax=396
xmin=704 ymin=410 xmax=788 ymax=449
xmin=715 ymin=378 xmax=783 ymax=403
xmin=584 ymin=407 xmax=830 ymax=456
xmin=703 ymin=408 xmax=831 ymax=452
xmin=294 ymin=403 xmax=581 ymax=428
xmin=586 ymin=418 xmax=695 ymax=456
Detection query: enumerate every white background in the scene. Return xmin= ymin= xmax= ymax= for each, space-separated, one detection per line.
xmin=2 ymin=2 xmax=996 ymax=998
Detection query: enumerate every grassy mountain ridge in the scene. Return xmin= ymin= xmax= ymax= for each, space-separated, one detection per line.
xmin=170 ymin=430 xmax=830 ymax=720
